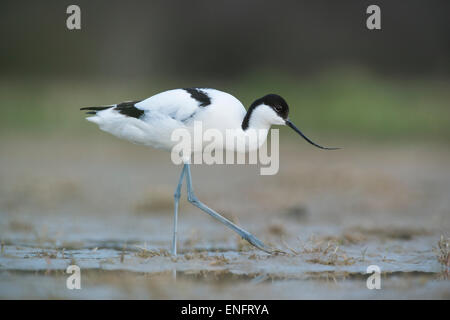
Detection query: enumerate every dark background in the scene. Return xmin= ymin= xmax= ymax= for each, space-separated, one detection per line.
xmin=0 ymin=1 xmax=449 ymax=140
xmin=1 ymin=0 xmax=449 ymax=80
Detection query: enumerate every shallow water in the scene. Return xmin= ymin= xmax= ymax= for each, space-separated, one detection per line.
xmin=0 ymin=213 xmax=448 ymax=299
xmin=0 ymin=139 xmax=449 ymax=299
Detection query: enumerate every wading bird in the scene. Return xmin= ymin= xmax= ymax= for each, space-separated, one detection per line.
xmin=81 ymin=88 xmax=338 ymax=255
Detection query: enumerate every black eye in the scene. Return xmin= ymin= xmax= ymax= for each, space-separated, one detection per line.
xmin=274 ymin=105 xmax=282 ymax=112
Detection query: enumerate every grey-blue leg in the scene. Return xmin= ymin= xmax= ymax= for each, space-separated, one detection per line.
xmin=172 ymin=164 xmax=186 ymax=256
xmin=184 ymin=163 xmax=272 ymax=253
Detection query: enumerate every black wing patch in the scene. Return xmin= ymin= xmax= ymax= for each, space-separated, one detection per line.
xmin=183 ymin=88 xmax=211 ymax=107
xmin=114 ymin=100 xmax=144 ymax=119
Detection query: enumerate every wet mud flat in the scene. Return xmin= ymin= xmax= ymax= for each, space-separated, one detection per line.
xmin=1 ymin=214 xmax=448 ymax=299
xmin=0 ymin=138 xmax=449 ymax=299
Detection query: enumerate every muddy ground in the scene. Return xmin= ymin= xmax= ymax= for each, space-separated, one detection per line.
xmin=0 ymin=137 xmax=449 ymax=299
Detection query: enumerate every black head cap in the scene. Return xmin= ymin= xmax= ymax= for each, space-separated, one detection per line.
xmin=242 ymin=94 xmax=289 ymax=130
xmin=259 ymin=94 xmax=289 ymax=119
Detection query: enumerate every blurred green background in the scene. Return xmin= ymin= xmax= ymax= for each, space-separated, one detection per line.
xmin=0 ymin=0 xmax=449 ymax=142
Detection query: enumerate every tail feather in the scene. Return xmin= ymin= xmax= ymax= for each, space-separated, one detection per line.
xmin=80 ymin=105 xmax=112 ymax=115
xmin=80 ymin=106 xmax=111 ymax=111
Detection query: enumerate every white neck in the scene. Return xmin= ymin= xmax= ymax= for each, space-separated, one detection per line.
xmin=226 ymin=105 xmax=279 ymax=153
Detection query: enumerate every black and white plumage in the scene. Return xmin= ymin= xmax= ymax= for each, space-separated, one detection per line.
xmin=82 ymin=88 xmax=336 ymax=151
xmin=83 ymin=88 xmax=238 ymax=150
xmin=81 ymin=88 xmax=338 ymax=255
